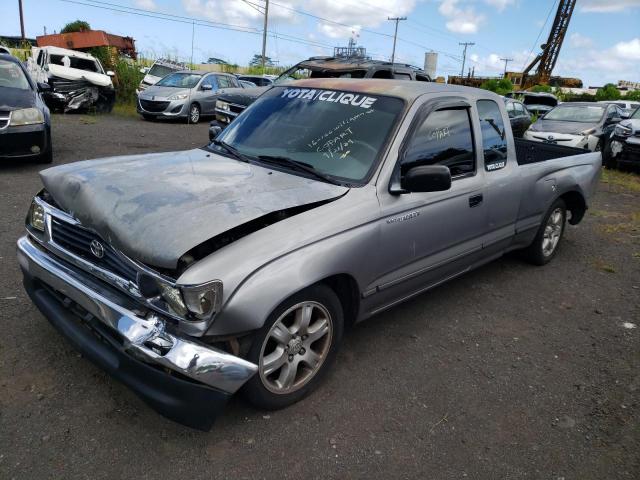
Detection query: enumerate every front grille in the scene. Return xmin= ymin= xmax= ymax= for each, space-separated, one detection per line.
xmin=50 ymin=218 xmax=138 ymax=283
xmin=139 ymin=99 xmax=170 ymax=113
xmin=230 ymin=104 xmax=245 ymax=115
xmin=0 ymin=110 xmax=9 ymax=129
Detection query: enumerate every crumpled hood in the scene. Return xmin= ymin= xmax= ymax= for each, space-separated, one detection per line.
xmin=528 ymin=119 xmax=599 ymax=135
xmin=48 ymin=64 xmax=113 ymax=88
xmin=40 ymin=149 xmax=348 ymax=269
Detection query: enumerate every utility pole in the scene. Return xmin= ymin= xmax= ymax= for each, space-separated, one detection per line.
xmin=261 ymin=0 xmax=270 ymax=73
xmin=387 ymin=16 xmax=406 ymax=64
xmin=18 ymin=0 xmax=26 ymax=40
xmin=459 ymin=42 xmax=474 ymax=78
xmin=500 ymin=57 xmax=513 ymax=76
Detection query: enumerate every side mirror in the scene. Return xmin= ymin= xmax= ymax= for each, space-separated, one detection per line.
xmin=37 ymin=82 xmax=51 ymax=92
xmin=106 ymin=70 xmax=115 ymax=77
xmin=201 ymin=84 xmax=213 ymax=91
xmin=209 ymin=122 xmax=223 ymax=141
xmin=401 ymin=165 xmax=451 ymax=193
xmin=139 ymin=67 xmax=149 ymax=74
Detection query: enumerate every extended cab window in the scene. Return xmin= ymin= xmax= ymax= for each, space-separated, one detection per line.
xmin=401 ymin=108 xmax=475 ymax=178
xmin=477 ymin=100 xmax=507 ymax=170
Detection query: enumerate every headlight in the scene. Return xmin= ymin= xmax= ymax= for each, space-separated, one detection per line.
xmin=168 ymin=93 xmax=188 ymax=100
xmin=157 ymin=283 xmax=188 ymax=317
xmin=580 ymin=128 xmax=596 ymax=136
xmin=614 ymin=124 xmax=632 ymax=137
xmin=10 ymin=108 xmax=44 ymax=126
xmin=157 ymin=280 xmax=223 ymax=320
xmin=29 ymin=199 xmax=45 ymax=232
xmin=181 ymin=281 xmax=223 ymax=319
xmin=216 ymin=100 xmax=230 ymax=111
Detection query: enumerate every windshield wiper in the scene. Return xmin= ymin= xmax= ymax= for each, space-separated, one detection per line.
xmin=211 ymin=139 xmax=251 ymax=163
xmin=257 ymin=155 xmax=341 ymax=185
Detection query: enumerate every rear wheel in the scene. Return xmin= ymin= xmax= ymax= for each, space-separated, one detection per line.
xmin=243 ymin=284 xmax=343 ymax=410
xmin=522 ymin=198 xmax=566 ymax=265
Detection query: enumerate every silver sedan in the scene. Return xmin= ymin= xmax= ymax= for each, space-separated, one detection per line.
xmin=137 ymin=70 xmax=240 ymax=123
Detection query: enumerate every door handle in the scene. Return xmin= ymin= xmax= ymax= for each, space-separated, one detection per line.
xmin=469 ymin=194 xmax=483 ymax=208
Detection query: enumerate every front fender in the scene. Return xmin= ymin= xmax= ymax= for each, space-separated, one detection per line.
xmin=205 ymin=222 xmax=379 ymax=336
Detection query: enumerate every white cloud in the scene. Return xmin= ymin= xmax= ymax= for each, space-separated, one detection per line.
xmin=569 ymin=33 xmax=593 ymax=48
xmin=580 ymin=0 xmax=640 ymax=12
xmin=182 ymin=0 xmax=416 ymax=39
xmin=555 ymin=38 xmax=640 ymax=85
xmin=484 ymin=0 xmax=515 ymax=12
xmin=134 ymin=0 xmax=157 ymax=9
xmin=438 ymin=0 xmax=485 ymax=34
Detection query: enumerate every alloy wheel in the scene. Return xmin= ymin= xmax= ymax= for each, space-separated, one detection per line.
xmin=542 ymin=207 xmax=563 ymax=257
xmin=259 ymin=301 xmax=333 ymax=394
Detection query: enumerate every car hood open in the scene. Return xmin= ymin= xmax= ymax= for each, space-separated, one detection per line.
xmin=40 ymin=149 xmax=348 ymax=269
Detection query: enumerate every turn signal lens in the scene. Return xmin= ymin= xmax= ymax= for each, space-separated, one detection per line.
xmin=157 ymin=282 xmax=188 ymax=317
xmin=182 ymin=281 xmax=223 ymax=320
xmin=29 ymin=200 xmax=45 ymax=232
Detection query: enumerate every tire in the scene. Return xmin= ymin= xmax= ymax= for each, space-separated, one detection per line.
xmin=242 ymin=284 xmax=344 ymax=410
xmin=522 ymin=198 xmax=566 ymax=266
xmin=603 ymin=141 xmax=618 ymax=170
xmin=188 ymin=103 xmax=200 ymax=124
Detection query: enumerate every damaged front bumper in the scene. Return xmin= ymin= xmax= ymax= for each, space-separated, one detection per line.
xmin=44 ymin=77 xmax=116 ymax=113
xmin=17 ymin=235 xmax=257 ymax=430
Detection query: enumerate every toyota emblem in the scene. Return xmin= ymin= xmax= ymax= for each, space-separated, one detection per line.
xmin=90 ymin=239 xmax=105 ymax=259
xmin=547 ymin=135 xmax=554 ymax=141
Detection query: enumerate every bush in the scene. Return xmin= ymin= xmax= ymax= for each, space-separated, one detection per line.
xmin=595 ymin=83 xmax=622 ymax=101
xmin=479 ymin=78 xmax=513 ymax=96
xmin=88 ymin=46 xmax=144 ymax=106
xmin=529 ymin=84 xmax=552 ymax=93
xmin=624 ymin=90 xmax=640 ymax=101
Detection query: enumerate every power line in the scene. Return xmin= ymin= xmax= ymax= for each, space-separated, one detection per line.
xmin=521 ymin=0 xmax=558 ymax=70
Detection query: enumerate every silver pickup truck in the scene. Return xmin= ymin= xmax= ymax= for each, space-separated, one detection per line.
xmin=17 ymin=80 xmax=601 ymax=430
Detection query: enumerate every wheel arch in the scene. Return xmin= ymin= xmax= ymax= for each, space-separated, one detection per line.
xmin=559 ymin=190 xmax=586 ymax=225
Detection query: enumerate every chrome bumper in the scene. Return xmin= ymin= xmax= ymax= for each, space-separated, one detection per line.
xmin=17 ymin=235 xmax=257 ymax=394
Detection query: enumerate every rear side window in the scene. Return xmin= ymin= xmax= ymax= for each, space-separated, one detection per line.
xmin=217 ymin=75 xmax=233 ymax=88
xmin=402 ymin=108 xmax=475 ymax=178
xmin=477 ymin=100 xmax=507 ymax=171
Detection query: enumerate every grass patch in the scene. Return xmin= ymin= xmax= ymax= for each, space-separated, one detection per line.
xmin=597 ymin=211 xmax=640 ymax=237
xmin=592 ymin=258 xmax=617 ymax=273
xmin=112 ymin=102 xmax=139 ymax=118
xmin=601 ymin=169 xmax=640 ymax=193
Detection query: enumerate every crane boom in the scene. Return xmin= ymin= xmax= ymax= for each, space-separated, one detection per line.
xmin=522 ymin=0 xmax=576 ymax=88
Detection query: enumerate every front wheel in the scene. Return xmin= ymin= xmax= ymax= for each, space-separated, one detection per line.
xmin=188 ymin=103 xmax=200 ymax=124
xmin=522 ymin=198 xmax=566 ymax=265
xmin=243 ymin=284 xmax=344 ymax=410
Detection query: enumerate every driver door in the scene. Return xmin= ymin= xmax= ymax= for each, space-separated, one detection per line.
xmin=368 ymin=98 xmax=488 ymax=312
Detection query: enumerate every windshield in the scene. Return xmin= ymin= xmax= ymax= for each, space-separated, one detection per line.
xmin=49 ymin=54 xmax=102 ymax=73
xmin=544 ymin=105 xmax=605 ymax=123
xmin=213 ymin=87 xmax=404 ymax=183
xmin=0 ymin=59 xmax=31 ymax=90
xmin=156 ymin=72 xmax=202 ymax=88
xmin=148 ymin=63 xmax=179 ymax=78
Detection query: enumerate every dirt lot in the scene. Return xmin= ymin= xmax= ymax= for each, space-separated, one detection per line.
xmin=1 ymin=113 xmax=639 ymax=479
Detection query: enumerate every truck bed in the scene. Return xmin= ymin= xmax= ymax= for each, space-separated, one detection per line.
xmin=515 ymin=138 xmax=587 ymax=165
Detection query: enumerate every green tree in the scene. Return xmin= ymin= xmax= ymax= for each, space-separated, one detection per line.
xmin=249 ymin=54 xmax=274 ymax=67
xmin=61 ymin=20 xmax=91 ymax=33
xmin=595 ymin=83 xmax=621 ymax=101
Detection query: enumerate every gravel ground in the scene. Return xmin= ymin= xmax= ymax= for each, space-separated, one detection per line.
xmin=1 ymin=113 xmax=639 ymax=480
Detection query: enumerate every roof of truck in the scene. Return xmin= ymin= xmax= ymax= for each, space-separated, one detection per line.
xmin=34 ymin=45 xmax=98 ymax=60
xmin=287 ymin=78 xmax=492 ymax=102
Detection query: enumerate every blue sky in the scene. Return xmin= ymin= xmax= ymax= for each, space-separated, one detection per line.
xmin=2 ymin=0 xmax=639 ymax=86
